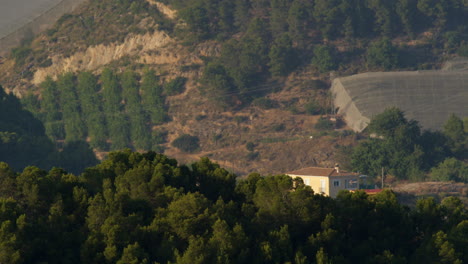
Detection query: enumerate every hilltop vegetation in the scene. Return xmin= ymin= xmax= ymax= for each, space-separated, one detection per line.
xmin=167 ymin=0 xmax=468 ymax=106
xmin=0 ymin=1 xmax=467 ymax=262
xmin=0 ymin=150 xmax=466 ymax=263
xmin=0 ymin=0 xmax=467 ymax=175
xmin=0 ymin=85 xmax=97 ymax=174
xmin=351 ymin=108 xmax=468 ymax=182
xmin=23 ymin=69 xmax=171 ymax=152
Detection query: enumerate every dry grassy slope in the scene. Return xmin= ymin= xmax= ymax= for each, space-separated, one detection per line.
xmin=392 ymin=182 xmax=468 ymax=207
xmin=0 ymin=1 xmax=357 ymax=176
xmin=160 ymin=70 xmax=356 ymax=175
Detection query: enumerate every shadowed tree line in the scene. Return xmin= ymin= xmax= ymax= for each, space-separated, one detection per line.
xmin=351 ymin=108 xmax=468 ymax=182
xmin=0 ymin=85 xmax=97 ymax=174
xmin=22 ymin=69 xmax=173 ymax=152
xmin=0 ymin=149 xmax=466 ymax=263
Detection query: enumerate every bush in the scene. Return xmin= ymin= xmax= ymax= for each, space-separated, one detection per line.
xmin=234 ymin=116 xmax=249 ymax=124
xmin=11 ymin=46 xmax=32 ymax=66
xmin=195 ymin=115 xmax=207 ymax=121
xmin=304 ymin=100 xmax=322 ymax=115
xmin=457 ymin=43 xmax=468 ymax=57
xmin=315 ymin=117 xmax=334 ymax=130
xmin=366 ymin=38 xmax=399 ymax=70
xmin=312 ymin=45 xmax=337 ymax=73
xmin=252 ymin=97 xmax=276 ymax=109
xmin=273 ymin=123 xmax=285 ymax=132
xmin=430 ymin=158 xmax=468 ymax=183
xmin=246 ymin=142 xmax=255 ymax=151
xmin=171 ymin=134 xmax=200 ymax=153
xmin=164 ymin=77 xmax=187 ymax=96
xmin=246 ymin=151 xmax=259 ymax=160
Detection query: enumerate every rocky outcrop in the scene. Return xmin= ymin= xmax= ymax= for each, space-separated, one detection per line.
xmin=33 ymin=31 xmax=173 ymax=85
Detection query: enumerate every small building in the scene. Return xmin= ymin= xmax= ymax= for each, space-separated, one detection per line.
xmin=286 ymin=165 xmax=360 ymax=198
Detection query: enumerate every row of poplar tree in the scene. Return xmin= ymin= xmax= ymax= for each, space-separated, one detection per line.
xmin=25 ymin=69 xmax=167 ymax=151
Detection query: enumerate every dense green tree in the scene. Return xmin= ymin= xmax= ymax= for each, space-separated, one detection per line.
xmin=269 ymin=0 xmax=291 ymax=37
xmin=0 ymin=220 xmax=21 ymax=263
xmin=268 ymin=34 xmax=297 ymax=77
xmin=208 ymin=219 xmax=249 ymax=263
xmin=101 ymin=68 xmax=130 ymax=150
xmin=366 ymin=38 xmax=400 ymax=70
xmin=56 ymin=141 xmax=99 ymax=175
xmin=443 ymin=114 xmax=467 ymax=159
xmin=121 ymin=70 xmax=151 ymax=150
xmin=367 ymin=0 xmax=399 ymax=36
xmin=0 ymin=149 xmax=465 ymax=263
xmin=0 ymin=86 xmax=56 ymax=170
xmin=164 ymin=77 xmax=187 ymax=96
xmin=179 ymin=3 xmax=210 ymax=40
xmin=191 ymin=157 xmax=236 ymax=201
xmin=351 ymin=108 xmax=427 ymax=179
xmin=417 ymin=0 xmax=449 ymax=29
xmin=313 ymin=0 xmax=343 ymax=39
xmin=57 ymin=73 xmax=85 ymax=142
xmin=117 ymin=242 xmax=149 ymax=264
xmin=77 ymin=72 xmax=107 ymax=150
xmin=396 ymin=0 xmax=418 ymax=37
xmin=40 ymin=77 xmax=64 ymax=140
xmin=287 ymin=0 xmax=312 ymax=47
xmin=312 ymin=45 xmax=337 ymax=73
xmin=200 ymin=62 xmax=235 ymax=107
xmin=171 ymin=134 xmax=200 ymax=153
xmin=432 ymin=231 xmax=463 ymax=264
xmin=430 ymin=158 xmax=468 ymax=182
xmin=141 ymin=70 xmax=165 ymax=126
xmin=217 ymin=0 xmax=236 ymax=38
xmin=234 ymin=0 xmax=250 ymax=30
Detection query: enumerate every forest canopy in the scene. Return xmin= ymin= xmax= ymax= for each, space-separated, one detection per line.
xmin=0 ymin=85 xmax=97 ymax=174
xmin=351 ymin=108 xmax=468 ymax=182
xmin=163 ymin=0 xmax=468 ymax=106
xmin=0 ymin=150 xmax=466 ymax=263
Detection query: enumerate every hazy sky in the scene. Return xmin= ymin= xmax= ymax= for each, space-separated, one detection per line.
xmin=0 ymin=0 xmax=62 ymax=39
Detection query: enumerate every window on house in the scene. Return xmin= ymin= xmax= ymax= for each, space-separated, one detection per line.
xmin=333 ymin=180 xmax=340 ymax=187
xmin=305 ymin=179 xmax=310 ymax=186
xmin=345 ymin=179 xmax=358 ymax=189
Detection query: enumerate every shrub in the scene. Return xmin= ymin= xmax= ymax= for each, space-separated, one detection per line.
xmin=304 ymin=100 xmax=321 ymax=115
xmin=246 ymin=142 xmax=255 ymax=151
xmin=273 ymin=123 xmax=285 ymax=132
xmin=11 ymin=46 xmax=32 ymax=66
xmin=164 ymin=77 xmax=187 ymax=96
xmin=315 ymin=117 xmax=334 ymax=130
xmin=153 ymin=130 xmax=167 ymax=145
xmin=366 ymin=38 xmax=399 ymax=70
xmin=234 ymin=116 xmax=249 ymax=124
xmin=457 ymin=43 xmax=468 ymax=57
xmin=195 ymin=115 xmax=207 ymax=121
xmin=312 ymin=45 xmax=337 ymax=73
xmin=172 ymin=134 xmax=200 ymax=153
xmin=252 ymin=97 xmax=276 ymax=109
xmin=246 ymin=151 xmax=259 ymax=160
xmin=430 ymin=158 xmax=468 ymax=183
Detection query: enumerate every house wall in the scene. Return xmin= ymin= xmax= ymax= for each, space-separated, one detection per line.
xmin=288 ymin=174 xmax=330 ymax=196
xmin=288 ymin=174 xmax=359 ymax=198
xmin=328 ymin=175 xmax=359 ymax=198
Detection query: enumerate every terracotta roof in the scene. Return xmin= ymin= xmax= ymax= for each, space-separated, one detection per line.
xmin=286 ymin=167 xmax=359 ymax=177
xmin=363 ymin=189 xmax=383 ymax=195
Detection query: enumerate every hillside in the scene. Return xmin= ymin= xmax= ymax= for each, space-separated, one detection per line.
xmin=0 ymin=150 xmax=465 ymax=263
xmin=393 ymin=181 xmax=468 ymax=207
xmin=0 ymin=0 xmax=467 ymax=176
xmin=0 ymin=85 xmax=97 ymax=173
